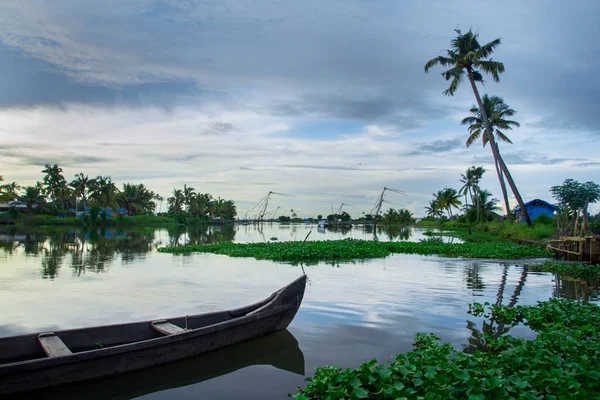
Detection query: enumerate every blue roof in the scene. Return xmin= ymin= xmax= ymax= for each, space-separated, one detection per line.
xmin=514 ymin=199 xmax=556 ymax=212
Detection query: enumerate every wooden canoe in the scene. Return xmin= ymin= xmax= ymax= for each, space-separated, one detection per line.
xmin=0 ymin=275 xmax=307 ymax=396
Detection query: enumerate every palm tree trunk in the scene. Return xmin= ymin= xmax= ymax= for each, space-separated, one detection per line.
xmin=467 ymin=71 xmax=532 ymax=226
xmin=494 ymin=158 xmax=510 ymax=218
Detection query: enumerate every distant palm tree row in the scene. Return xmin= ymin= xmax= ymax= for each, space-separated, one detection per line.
xmin=426 ymin=166 xmax=499 ymax=222
xmin=0 ymin=165 xmax=237 ymax=220
xmin=166 ymin=184 xmax=237 ymax=220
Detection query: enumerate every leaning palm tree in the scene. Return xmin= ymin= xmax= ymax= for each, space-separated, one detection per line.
xmin=462 ymin=95 xmax=520 ymax=216
xmin=425 ymin=29 xmax=532 ymax=226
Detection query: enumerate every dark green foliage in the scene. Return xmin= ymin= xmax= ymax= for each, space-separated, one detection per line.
xmin=293 ymin=299 xmax=600 ymax=399
xmin=532 ymin=213 xmax=554 ymax=225
xmin=159 ymin=238 xmax=549 ymax=261
xmin=381 ymin=208 xmax=414 ymax=225
xmin=527 ymin=261 xmax=600 ymax=280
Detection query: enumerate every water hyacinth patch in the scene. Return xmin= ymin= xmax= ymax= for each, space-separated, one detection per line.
xmin=158 ymin=238 xmax=549 ymax=262
xmin=291 ymin=299 xmax=600 ymax=399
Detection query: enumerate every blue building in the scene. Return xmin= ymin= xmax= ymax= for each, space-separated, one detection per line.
xmin=514 ymin=199 xmax=555 ymax=223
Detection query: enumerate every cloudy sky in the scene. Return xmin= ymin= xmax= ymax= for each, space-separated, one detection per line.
xmin=1 ymin=0 xmax=599 ymax=217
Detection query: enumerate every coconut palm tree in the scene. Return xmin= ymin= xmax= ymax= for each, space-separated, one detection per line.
xmin=90 ymin=176 xmax=119 ymax=210
xmin=182 ymin=184 xmax=196 ymax=214
xmin=425 ymin=199 xmax=443 ymax=218
xmin=70 ymin=173 xmax=95 ymax=214
xmin=0 ymin=181 xmax=20 ymax=202
xmin=42 ymin=164 xmax=67 ymax=208
xmin=462 ymin=95 xmax=520 ymax=216
xmin=434 ymin=188 xmax=462 ymax=218
xmin=154 ymin=194 xmax=164 ymax=214
xmin=425 ymin=29 xmax=532 ymax=226
xmin=19 ymin=186 xmax=45 ymax=213
xmin=167 ymin=189 xmax=185 ymax=214
xmin=475 ymin=190 xmax=500 ymax=221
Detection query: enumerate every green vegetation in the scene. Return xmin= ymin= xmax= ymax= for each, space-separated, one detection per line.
xmin=1 ymin=164 xmax=237 ymax=225
xmin=292 ymin=299 xmax=600 ymax=399
xmin=551 ymin=179 xmax=600 ymax=237
xmin=418 ymin=218 xmax=556 ymax=243
xmin=159 ymin=238 xmax=548 ymax=261
xmin=526 ymin=261 xmax=600 ymax=281
xmin=380 ymin=208 xmax=414 ymax=225
xmin=19 ymin=214 xmax=180 ymax=227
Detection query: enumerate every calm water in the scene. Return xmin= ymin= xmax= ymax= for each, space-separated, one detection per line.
xmin=0 ymin=223 xmax=586 ymax=399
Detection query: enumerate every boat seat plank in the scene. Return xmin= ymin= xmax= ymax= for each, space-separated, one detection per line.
xmin=151 ymin=320 xmax=185 ymax=336
xmin=38 ymin=332 xmax=72 ymax=357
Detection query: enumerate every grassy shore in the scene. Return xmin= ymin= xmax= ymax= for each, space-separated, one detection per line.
xmin=1 ymin=214 xmax=183 ymax=227
xmin=417 ymin=219 xmax=556 ymax=243
xmin=3 ymin=214 xmax=232 ymax=227
xmin=159 ymin=238 xmax=549 ymax=262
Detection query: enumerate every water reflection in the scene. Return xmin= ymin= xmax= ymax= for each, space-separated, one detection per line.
xmin=463 ymin=266 xmax=529 ymax=354
xmin=11 ymin=330 xmax=304 ymax=400
xmin=553 ymin=276 xmax=600 ymax=302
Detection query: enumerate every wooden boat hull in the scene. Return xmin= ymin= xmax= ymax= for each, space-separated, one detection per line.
xmin=37 ymin=329 xmax=304 ymax=400
xmin=0 ymin=275 xmax=306 ymax=396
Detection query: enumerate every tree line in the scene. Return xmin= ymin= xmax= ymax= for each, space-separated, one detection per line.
xmin=0 ymin=165 xmax=237 ymax=221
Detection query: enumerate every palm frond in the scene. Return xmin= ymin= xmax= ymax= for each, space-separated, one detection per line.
xmin=441 ymin=66 xmax=464 ymax=96
xmin=461 ymin=116 xmax=481 ymax=125
xmin=494 ymin=130 xmax=513 ymax=144
xmin=424 ymin=56 xmax=455 ymax=73
xmin=479 ymin=38 xmax=502 ymax=58
xmin=466 ymin=130 xmax=482 ymax=147
xmin=478 ymin=60 xmax=505 ymax=82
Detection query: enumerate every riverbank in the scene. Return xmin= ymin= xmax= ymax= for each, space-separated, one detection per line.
xmin=416 ymin=219 xmax=556 ymax=243
xmin=159 ymin=238 xmax=549 ymax=262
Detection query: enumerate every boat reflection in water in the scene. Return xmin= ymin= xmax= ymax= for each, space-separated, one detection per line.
xmin=28 ymin=329 xmax=304 ymax=400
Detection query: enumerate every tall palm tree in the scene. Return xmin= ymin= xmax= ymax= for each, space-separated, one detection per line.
xmin=154 ymin=194 xmax=164 ymax=214
xmin=70 ymin=173 xmax=95 ymax=214
xmin=42 ymin=164 xmax=66 ymax=208
xmin=182 ymin=184 xmax=196 ymax=214
xmin=425 ymin=29 xmax=532 ymax=226
xmin=462 ymin=95 xmax=520 ymax=216
xmin=434 ymin=188 xmax=462 ymax=218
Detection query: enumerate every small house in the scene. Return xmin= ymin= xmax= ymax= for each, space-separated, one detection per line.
xmin=514 ymin=199 xmax=555 ymax=223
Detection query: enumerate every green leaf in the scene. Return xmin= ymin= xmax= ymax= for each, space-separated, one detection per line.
xmin=413 ymin=378 xmax=424 ymax=387
xmin=349 ymin=377 xmax=362 ymax=388
xmin=292 ymin=395 xmax=309 ymax=400
xmin=394 ymin=381 xmax=405 ymax=391
xmin=352 ymin=387 xmax=369 ymax=399
xmin=424 ymin=366 xmax=437 ymax=379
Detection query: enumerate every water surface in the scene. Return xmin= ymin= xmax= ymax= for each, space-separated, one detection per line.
xmin=0 ymin=224 xmax=577 ymax=399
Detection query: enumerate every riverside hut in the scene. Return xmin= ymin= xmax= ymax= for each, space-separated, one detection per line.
xmin=514 ymin=199 xmax=555 ymax=223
